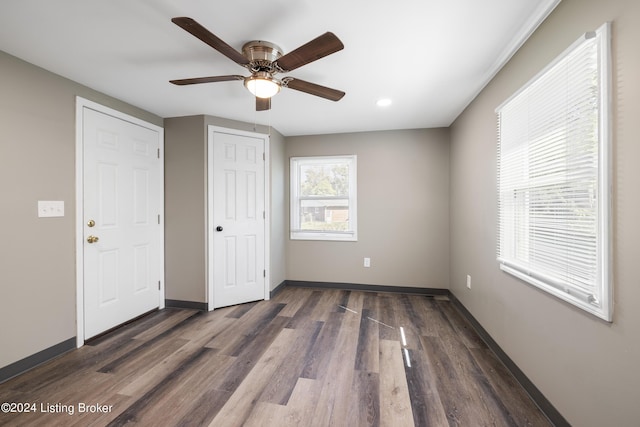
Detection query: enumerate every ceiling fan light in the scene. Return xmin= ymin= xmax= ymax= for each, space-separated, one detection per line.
xmin=244 ymin=76 xmax=281 ymax=99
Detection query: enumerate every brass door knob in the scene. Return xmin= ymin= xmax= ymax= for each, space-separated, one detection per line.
xmin=87 ymin=235 xmax=99 ymax=244
xmin=87 ymin=219 xmax=96 ymax=227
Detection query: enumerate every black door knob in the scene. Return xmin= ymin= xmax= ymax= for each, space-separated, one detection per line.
xmin=216 ymin=226 xmax=223 ymax=232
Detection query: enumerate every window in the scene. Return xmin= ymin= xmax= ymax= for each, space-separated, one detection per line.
xmin=496 ymin=23 xmax=612 ymax=321
xmin=290 ymin=155 xmax=357 ymax=241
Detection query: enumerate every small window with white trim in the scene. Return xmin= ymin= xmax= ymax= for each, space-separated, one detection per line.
xmin=496 ymin=23 xmax=612 ymax=321
xmin=290 ymin=155 xmax=357 ymax=241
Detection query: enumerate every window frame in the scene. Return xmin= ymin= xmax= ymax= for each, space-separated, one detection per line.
xmin=290 ymin=155 xmax=358 ymax=241
xmin=496 ymin=23 xmax=612 ymax=321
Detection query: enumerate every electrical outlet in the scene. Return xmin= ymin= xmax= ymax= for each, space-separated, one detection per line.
xmin=364 ymin=257 xmax=371 ymax=268
xmin=466 ymin=275 xmax=471 ymax=289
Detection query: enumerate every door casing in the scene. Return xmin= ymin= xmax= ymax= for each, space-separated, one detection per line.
xmin=75 ymin=97 xmax=165 ymax=347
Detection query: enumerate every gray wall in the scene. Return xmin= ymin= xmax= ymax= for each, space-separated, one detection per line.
xmin=268 ymin=128 xmax=287 ymax=289
xmin=164 ymin=115 xmax=207 ymax=302
xmin=286 ymin=129 xmax=450 ymax=289
xmin=449 ymin=0 xmax=640 ymax=425
xmin=164 ymin=115 xmax=286 ymax=303
xmin=0 ymin=51 xmax=162 ymax=369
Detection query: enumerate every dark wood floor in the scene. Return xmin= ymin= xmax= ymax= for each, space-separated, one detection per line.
xmin=0 ymin=287 xmax=551 ymax=426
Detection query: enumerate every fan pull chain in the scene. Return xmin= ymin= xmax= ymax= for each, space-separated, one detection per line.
xmin=268 ymin=99 xmax=272 ymax=137
xmin=253 ymin=101 xmax=258 ymax=132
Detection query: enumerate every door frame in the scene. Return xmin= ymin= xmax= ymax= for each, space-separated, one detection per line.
xmin=207 ymin=125 xmax=270 ymax=311
xmin=75 ymin=97 xmax=165 ymax=347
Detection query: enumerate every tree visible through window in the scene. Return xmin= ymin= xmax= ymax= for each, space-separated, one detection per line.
xmin=290 ymin=155 xmax=357 ymax=241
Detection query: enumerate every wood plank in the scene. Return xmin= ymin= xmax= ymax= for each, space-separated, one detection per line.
xmin=225 ymin=301 xmax=259 ymax=318
xmin=130 ymin=309 xmax=200 ymax=341
xmin=379 ymin=339 xmax=415 ymax=427
xmin=98 ymin=336 xmax=189 ymax=375
xmin=285 ymin=290 xmax=323 ymax=328
xmin=376 ymin=295 xmax=398 ymax=341
xmin=162 ymin=389 xmax=232 ymax=427
xmin=85 ymin=308 xmax=181 ymax=346
xmin=422 ymin=334 xmax=517 ymax=426
xmin=435 ymin=298 xmax=486 ymax=349
xmin=177 ymin=311 xmax=237 ymax=343
xmin=299 ymin=315 xmax=343 ymax=380
xmin=97 ymin=311 xmax=202 ymax=374
xmin=407 ymin=295 xmax=449 ymax=337
xmin=257 ymin=320 xmax=323 ymax=405
xmin=109 ymin=349 xmax=234 ymax=426
xmin=242 ymin=401 xmax=289 ymax=427
xmin=204 ymin=302 xmax=285 ymax=354
xmin=350 ymin=370 xmax=380 ymax=427
xmin=4 ymin=336 xmax=144 ymax=394
xmin=212 ymin=315 xmax=289 ymax=392
xmin=402 ymin=347 xmax=449 ymax=426
xmin=208 ymin=328 xmax=298 ymax=427
xmin=132 ymin=353 xmax=235 ymax=427
xmin=272 ymin=286 xmax=310 ymax=317
xmin=117 ymin=338 xmax=226 ymax=397
xmin=310 ymin=291 xmax=363 ymax=426
xmin=354 ymin=298 xmax=380 ymax=373
xmin=281 ymin=378 xmax=323 ymax=426
xmin=310 ymin=288 xmax=351 ymax=321
xmin=67 ymin=393 xmax=131 ymax=427
xmin=105 ymin=347 xmax=217 ymax=425
xmin=470 ymin=346 xmax=552 ymax=427
xmin=391 ymin=294 xmax=424 ymax=351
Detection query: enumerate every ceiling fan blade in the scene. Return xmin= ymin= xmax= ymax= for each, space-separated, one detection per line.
xmin=284 ymin=78 xmax=345 ymax=101
xmin=274 ymin=32 xmax=344 ymax=72
xmin=172 ymin=17 xmax=250 ymax=67
xmin=256 ymin=97 xmax=271 ymax=111
xmin=170 ymin=75 xmax=244 ymax=85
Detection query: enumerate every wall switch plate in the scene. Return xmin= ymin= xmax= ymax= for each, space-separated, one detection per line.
xmin=466 ymin=275 xmax=471 ymax=289
xmin=38 ymin=201 xmax=65 ymax=218
xmin=364 ymin=257 xmax=371 ymax=268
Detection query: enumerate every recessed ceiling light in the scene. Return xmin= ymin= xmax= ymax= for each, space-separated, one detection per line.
xmin=376 ymin=98 xmax=392 ymax=107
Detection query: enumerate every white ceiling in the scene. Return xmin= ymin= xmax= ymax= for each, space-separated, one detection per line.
xmin=0 ymin=0 xmax=558 ymax=136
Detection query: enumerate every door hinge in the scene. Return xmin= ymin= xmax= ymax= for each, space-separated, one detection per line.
xmin=263 ymin=211 xmax=265 ymax=219
xmin=158 ymin=214 xmax=161 ymax=225
xmin=157 ymin=148 xmax=160 ymax=159
xmin=158 ymin=280 xmax=161 ymax=290
xmin=263 ymin=270 xmax=266 ymax=278
xmin=263 ymin=152 xmax=265 ymax=161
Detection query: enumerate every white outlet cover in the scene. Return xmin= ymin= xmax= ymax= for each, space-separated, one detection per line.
xmin=38 ymin=200 xmax=65 ymax=218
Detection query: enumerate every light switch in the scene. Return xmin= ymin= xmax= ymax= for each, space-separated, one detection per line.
xmin=38 ymin=201 xmax=65 ymax=218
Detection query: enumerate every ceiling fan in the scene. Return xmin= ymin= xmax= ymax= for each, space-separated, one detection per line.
xmin=170 ymin=17 xmax=346 ymax=111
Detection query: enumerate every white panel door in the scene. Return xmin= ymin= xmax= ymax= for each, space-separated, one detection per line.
xmin=83 ymin=107 xmax=162 ymax=339
xmin=210 ymin=129 xmax=266 ymax=308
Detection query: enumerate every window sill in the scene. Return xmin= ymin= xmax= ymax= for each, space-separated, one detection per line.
xmin=290 ymin=231 xmax=357 ymax=242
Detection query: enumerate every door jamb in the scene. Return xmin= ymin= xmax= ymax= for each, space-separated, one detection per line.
xmin=75 ymin=97 xmax=165 ymax=348
xmin=206 ymin=125 xmax=271 ymax=311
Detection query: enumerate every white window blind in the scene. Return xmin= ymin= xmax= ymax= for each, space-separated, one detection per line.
xmin=496 ymin=23 xmax=612 ymax=321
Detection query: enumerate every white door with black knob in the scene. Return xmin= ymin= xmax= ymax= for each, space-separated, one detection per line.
xmin=208 ymin=126 xmax=268 ymax=309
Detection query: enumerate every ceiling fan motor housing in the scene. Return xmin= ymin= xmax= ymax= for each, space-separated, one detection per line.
xmin=242 ymin=40 xmax=283 ymax=73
